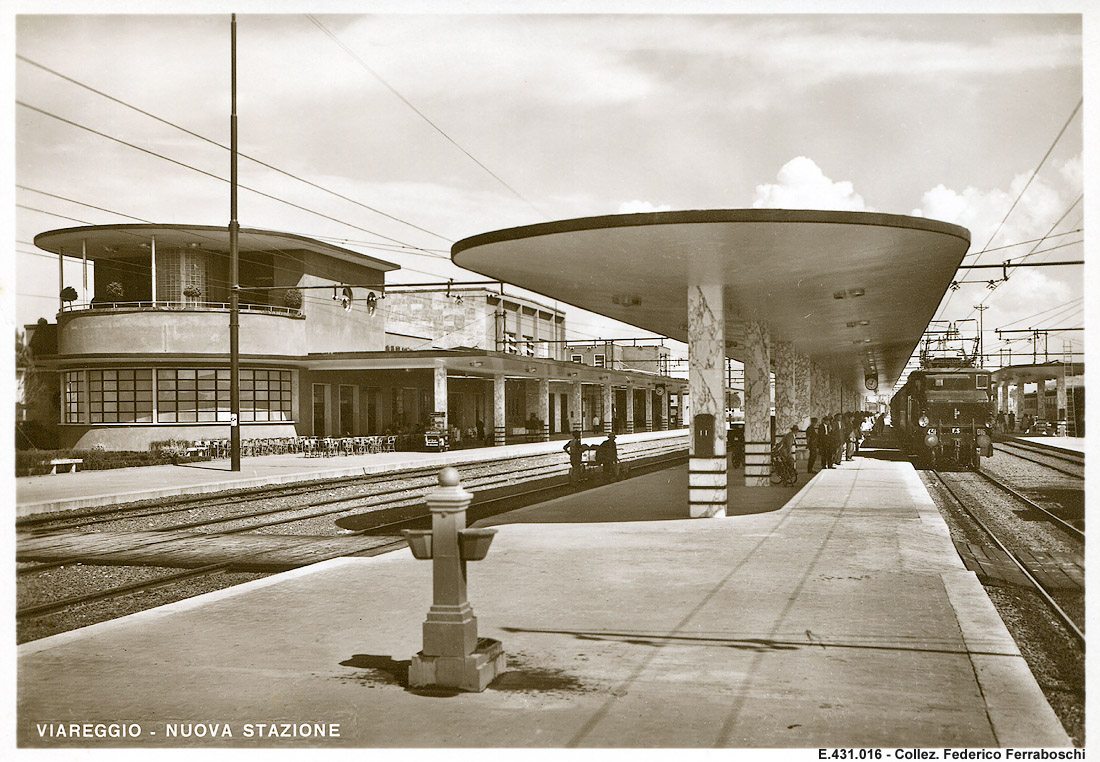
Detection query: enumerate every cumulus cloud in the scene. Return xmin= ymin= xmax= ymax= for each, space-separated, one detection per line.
xmin=617 ymin=200 xmax=673 ymax=214
xmin=752 ymin=157 xmax=869 ymax=211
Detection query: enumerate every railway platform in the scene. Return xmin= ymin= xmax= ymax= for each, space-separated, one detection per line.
xmin=17 ymin=453 xmax=1070 ymax=748
xmin=15 ymin=429 xmax=686 ymax=518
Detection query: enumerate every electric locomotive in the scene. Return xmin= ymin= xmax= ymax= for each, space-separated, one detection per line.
xmin=889 ymin=359 xmax=994 ymax=469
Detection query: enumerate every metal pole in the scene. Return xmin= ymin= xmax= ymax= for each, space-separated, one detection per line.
xmin=974 ymin=304 xmax=987 ymax=365
xmin=229 ymin=14 xmax=241 ymax=471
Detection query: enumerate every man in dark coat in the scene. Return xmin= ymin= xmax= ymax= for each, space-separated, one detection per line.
xmin=805 ymin=417 xmax=820 ymax=473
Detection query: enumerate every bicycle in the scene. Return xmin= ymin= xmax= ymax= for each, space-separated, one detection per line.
xmin=769 ymin=450 xmax=798 ymax=486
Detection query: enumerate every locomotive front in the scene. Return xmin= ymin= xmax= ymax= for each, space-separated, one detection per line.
xmin=895 ymin=369 xmax=994 ymax=469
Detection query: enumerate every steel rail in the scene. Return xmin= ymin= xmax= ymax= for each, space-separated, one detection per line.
xmin=17 ymin=446 xmax=685 ymax=574
xmin=931 ymin=471 xmax=1084 ymax=647
xmin=974 ymin=467 xmax=1083 ymax=540
xmin=17 ymin=450 xmax=686 ymax=629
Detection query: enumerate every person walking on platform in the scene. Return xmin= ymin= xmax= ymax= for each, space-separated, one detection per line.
xmin=821 ymin=415 xmax=835 ymax=468
xmin=805 ymin=417 xmax=820 ymax=473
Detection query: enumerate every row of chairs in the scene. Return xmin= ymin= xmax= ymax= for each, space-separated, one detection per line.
xmin=302 ymin=436 xmax=397 ymax=457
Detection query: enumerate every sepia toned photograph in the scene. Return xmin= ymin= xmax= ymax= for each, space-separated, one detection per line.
xmin=10 ymin=1 xmax=1088 ymax=752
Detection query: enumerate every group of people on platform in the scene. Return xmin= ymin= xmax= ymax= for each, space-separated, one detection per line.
xmin=993 ymin=410 xmax=1044 ymax=434
xmin=801 ymin=412 xmax=876 ymax=474
xmin=564 ymin=430 xmax=620 ymax=479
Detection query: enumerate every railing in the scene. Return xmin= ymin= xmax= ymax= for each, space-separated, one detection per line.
xmin=60 ymin=301 xmax=303 ymax=317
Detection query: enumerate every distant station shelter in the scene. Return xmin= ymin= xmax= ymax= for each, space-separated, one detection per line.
xmin=991 ymin=361 xmax=1085 ymax=436
xmin=453 ymin=209 xmax=971 ymax=516
xmin=25 ymin=224 xmax=686 ymax=452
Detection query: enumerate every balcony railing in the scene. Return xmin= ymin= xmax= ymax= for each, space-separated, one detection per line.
xmin=59 ymin=301 xmax=304 ymax=318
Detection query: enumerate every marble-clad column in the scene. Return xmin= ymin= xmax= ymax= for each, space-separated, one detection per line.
xmin=602 ymin=381 xmax=614 ymax=436
xmin=644 ymin=386 xmax=653 ymax=432
xmin=688 ymin=281 xmax=726 ymax=517
xmin=795 ymin=353 xmax=811 ymax=428
xmin=1056 ymin=374 xmax=1067 ymax=422
xmin=570 ymin=380 xmax=583 ymax=434
xmin=538 ymin=377 xmax=550 ymax=441
xmin=625 ymin=385 xmax=635 ymax=434
xmin=774 ymin=341 xmax=797 ymax=435
xmin=493 ymin=374 xmax=506 ymax=446
xmin=433 ymin=365 xmax=448 ymax=432
xmin=1036 ymin=377 xmax=1047 ymax=421
xmin=743 ymin=319 xmax=771 ymax=487
xmin=1010 ymin=377 xmax=1024 ymax=427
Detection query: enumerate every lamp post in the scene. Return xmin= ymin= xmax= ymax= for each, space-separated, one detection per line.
xmin=229 ymin=13 xmax=241 ymax=471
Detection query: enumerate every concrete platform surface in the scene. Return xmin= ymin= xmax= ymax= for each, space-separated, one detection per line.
xmin=16 ymin=429 xmax=686 ymax=517
xmin=1011 ymin=436 xmax=1085 ymax=454
xmin=17 ymin=456 xmax=1069 ymax=748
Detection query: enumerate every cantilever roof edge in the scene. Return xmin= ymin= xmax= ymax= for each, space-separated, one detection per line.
xmin=453 ymin=208 xmax=971 ymax=256
xmin=34 ymin=223 xmax=401 ymax=273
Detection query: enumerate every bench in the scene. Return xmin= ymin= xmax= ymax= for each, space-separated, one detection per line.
xmin=48 ymin=458 xmax=83 ymax=474
xmin=184 ymin=446 xmax=210 ymax=460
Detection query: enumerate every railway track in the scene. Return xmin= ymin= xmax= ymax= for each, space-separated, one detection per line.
xmin=17 ymin=443 xmax=686 ymax=636
xmin=930 ymin=469 xmax=1083 ymax=645
xmin=991 ymin=437 xmax=1084 ymax=479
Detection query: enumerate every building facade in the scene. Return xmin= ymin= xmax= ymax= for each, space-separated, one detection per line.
xmin=27 ymin=224 xmax=687 ymax=452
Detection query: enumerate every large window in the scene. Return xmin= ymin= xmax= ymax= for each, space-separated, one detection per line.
xmin=89 ymin=369 xmax=154 ymax=423
xmin=157 ymin=368 xmax=292 ymax=423
xmin=63 ymin=367 xmax=292 ymax=425
xmin=64 ymin=371 xmax=84 ymax=423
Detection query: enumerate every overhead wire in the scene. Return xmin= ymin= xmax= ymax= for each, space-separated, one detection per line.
xmin=305 ymin=14 xmax=548 ymax=220
xmin=16 ymin=53 xmax=453 ymax=244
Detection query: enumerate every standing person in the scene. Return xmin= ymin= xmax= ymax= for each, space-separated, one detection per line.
xmin=805 ymin=417 xmax=820 ymax=473
xmin=821 ymin=415 xmax=835 ymax=469
xmin=1007 ymin=411 xmax=1016 ymax=432
xmin=596 ymin=433 xmax=619 ymax=478
xmin=564 ymin=430 xmax=586 ymax=482
xmin=832 ymin=414 xmax=845 ymax=466
xmin=995 ymin=411 xmax=1006 ymax=433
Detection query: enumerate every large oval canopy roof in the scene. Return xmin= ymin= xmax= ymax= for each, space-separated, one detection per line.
xmin=453 ymin=209 xmax=970 ymax=394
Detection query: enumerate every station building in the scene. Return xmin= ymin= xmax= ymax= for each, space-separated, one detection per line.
xmin=26 ymin=224 xmax=687 ymax=452
xmin=991 ymin=361 xmax=1085 ymax=435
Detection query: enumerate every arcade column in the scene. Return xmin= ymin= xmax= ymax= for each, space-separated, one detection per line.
xmin=433 ymin=364 xmax=448 ymax=432
xmin=571 ymin=380 xmax=583 ymax=434
xmin=537 ymin=377 xmax=550 ymax=441
xmin=794 ymin=352 xmax=811 ymax=427
xmin=1056 ymin=374 xmax=1068 ymax=422
xmin=1036 ymin=377 xmax=1048 ymax=421
xmin=743 ymin=319 xmax=771 ymax=487
xmin=492 ymin=374 xmax=506 ymax=446
xmin=644 ymin=386 xmax=654 ymax=432
xmin=1010 ymin=377 xmax=1024 ymax=426
xmin=687 ymin=281 xmax=726 ymax=517
xmin=602 ymin=381 xmax=613 ymax=436
xmin=625 ymin=384 xmax=635 ymax=434
xmin=774 ymin=340 xmax=797 ymax=433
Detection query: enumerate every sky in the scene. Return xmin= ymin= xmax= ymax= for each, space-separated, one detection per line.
xmin=8 ymin=3 xmax=1088 ymax=393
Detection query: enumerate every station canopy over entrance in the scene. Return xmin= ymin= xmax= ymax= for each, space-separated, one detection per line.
xmin=454 ymin=209 xmax=971 ymax=394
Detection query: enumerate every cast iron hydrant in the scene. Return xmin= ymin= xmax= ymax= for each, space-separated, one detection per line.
xmin=402 ymin=467 xmax=506 ymax=691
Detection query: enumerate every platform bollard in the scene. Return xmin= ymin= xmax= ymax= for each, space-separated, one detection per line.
xmin=402 ymin=467 xmax=506 ymax=692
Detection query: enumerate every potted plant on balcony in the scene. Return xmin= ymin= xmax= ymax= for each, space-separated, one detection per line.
xmin=60 ymin=286 xmax=78 ymax=307
xmin=283 ymin=287 xmax=303 ymax=311
xmin=102 ymin=281 xmax=124 ymax=304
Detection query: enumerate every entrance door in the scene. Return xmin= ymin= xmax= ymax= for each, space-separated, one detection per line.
xmin=339 ymin=385 xmax=356 ymax=436
xmin=312 ymin=384 xmax=330 ymax=436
